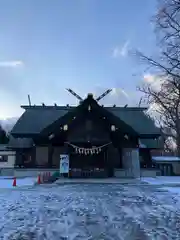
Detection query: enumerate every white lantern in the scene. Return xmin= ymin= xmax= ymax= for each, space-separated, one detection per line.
xmin=63 ymin=124 xmax=68 ymax=131
xmin=48 ymin=133 xmax=54 ymax=140
xmin=88 ymin=105 xmax=91 ymax=111
xmin=111 ymin=125 xmax=116 ymax=131
xmin=124 ymin=134 xmax=129 ymax=140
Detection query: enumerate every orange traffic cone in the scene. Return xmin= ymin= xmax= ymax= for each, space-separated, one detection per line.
xmin=37 ymin=174 xmax=41 ymax=184
xmin=13 ymin=177 xmax=16 ymax=187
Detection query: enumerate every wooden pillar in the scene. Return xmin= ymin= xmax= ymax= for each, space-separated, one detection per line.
xmin=118 ymin=148 xmax=123 ymax=168
xmin=30 ymin=146 xmax=36 ymax=168
xmin=106 ymin=145 xmax=114 ymax=177
xmin=48 ymin=145 xmax=54 ymax=168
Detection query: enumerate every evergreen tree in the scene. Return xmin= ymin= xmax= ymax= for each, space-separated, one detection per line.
xmin=0 ymin=125 xmax=9 ymax=144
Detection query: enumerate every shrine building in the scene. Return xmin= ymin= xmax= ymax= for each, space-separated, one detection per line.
xmin=9 ymin=89 xmax=163 ymax=178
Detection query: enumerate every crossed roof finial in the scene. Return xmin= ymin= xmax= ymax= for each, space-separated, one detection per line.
xmin=66 ymin=88 xmax=112 ymax=103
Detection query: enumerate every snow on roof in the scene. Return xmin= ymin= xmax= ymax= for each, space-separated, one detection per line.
xmin=152 ymin=156 xmax=180 ymax=162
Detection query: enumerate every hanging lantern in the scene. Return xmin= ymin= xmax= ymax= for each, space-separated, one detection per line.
xmin=48 ymin=133 xmax=55 ymax=140
xmin=111 ymin=125 xmax=116 ymax=132
xmin=63 ymin=124 xmax=68 ymax=131
xmin=88 ymin=105 xmax=91 ymax=111
xmin=124 ymin=134 xmax=129 ymax=140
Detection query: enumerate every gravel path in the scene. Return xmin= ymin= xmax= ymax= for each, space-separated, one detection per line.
xmin=0 ymin=184 xmax=180 ymax=239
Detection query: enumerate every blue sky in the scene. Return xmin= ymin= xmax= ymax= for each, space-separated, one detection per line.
xmin=0 ymin=0 xmax=157 ymax=119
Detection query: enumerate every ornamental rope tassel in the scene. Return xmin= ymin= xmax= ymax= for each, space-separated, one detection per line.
xmin=65 ymin=141 xmax=112 ymax=155
xmin=92 ymin=148 xmax=95 ymax=154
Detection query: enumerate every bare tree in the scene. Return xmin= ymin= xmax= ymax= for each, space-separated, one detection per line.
xmin=137 ymin=0 xmax=180 ymax=156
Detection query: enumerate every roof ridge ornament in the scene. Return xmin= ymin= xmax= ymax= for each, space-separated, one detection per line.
xmin=66 ymin=88 xmax=112 ymax=103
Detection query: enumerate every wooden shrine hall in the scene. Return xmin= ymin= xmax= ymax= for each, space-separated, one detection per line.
xmin=10 ymin=89 xmax=162 ymax=178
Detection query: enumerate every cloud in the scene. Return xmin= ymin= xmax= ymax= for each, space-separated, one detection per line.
xmin=112 ymin=41 xmax=130 ymax=58
xmin=111 ymin=87 xmax=130 ymax=99
xmin=143 ymin=74 xmax=166 ymax=91
xmin=0 ymin=61 xmax=23 ymax=67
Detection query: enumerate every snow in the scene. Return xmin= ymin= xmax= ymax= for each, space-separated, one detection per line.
xmin=163 ymin=187 xmax=180 ymax=195
xmin=152 ymin=156 xmax=180 ymax=162
xmin=0 ymin=184 xmax=179 ymax=239
xmin=141 ymin=176 xmax=180 ymax=185
xmin=0 ymin=177 xmax=36 ymax=189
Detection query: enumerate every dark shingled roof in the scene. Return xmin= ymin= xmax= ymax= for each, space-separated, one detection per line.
xmin=8 ymin=136 xmax=33 ymax=148
xmin=11 ymin=105 xmax=161 ymax=136
xmin=11 ymin=106 xmax=69 ymax=135
xmin=107 ymin=107 xmax=160 ymax=136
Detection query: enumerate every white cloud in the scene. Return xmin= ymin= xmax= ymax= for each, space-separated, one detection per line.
xmin=143 ymin=73 xmax=166 ymax=91
xmin=111 ymin=87 xmax=130 ymax=99
xmin=0 ymin=61 xmax=23 ymax=67
xmin=112 ymin=41 xmax=130 ymax=58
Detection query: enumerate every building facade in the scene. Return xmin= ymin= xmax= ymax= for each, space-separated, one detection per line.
xmin=10 ymin=94 xmax=162 ymax=178
xmin=0 ymin=145 xmax=16 ymax=176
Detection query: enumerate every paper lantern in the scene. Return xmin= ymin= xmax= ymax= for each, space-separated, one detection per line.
xmin=111 ymin=125 xmax=116 ymax=131
xmin=48 ymin=134 xmax=54 ymax=140
xmin=88 ymin=105 xmax=91 ymax=111
xmin=63 ymin=124 xmax=68 ymax=131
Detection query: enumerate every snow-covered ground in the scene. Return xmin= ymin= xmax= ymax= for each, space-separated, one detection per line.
xmin=141 ymin=176 xmax=180 ymax=185
xmin=141 ymin=176 xmax=180 ymax=199
xmin=0 ymin=177 xmax=36 ymax=189
xmin=0 ymin=183 xmax=180 ymax=239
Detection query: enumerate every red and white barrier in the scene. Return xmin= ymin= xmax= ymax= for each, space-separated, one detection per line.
xmin=37 ymin=172 xmax=51 ymax=184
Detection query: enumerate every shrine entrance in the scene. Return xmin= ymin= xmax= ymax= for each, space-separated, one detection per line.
xmin=67 ymin=142 xmax=110 ymax=178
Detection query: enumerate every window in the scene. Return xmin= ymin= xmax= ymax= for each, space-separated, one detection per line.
xmin=0 ymin=155 xmax=8 ymax=162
